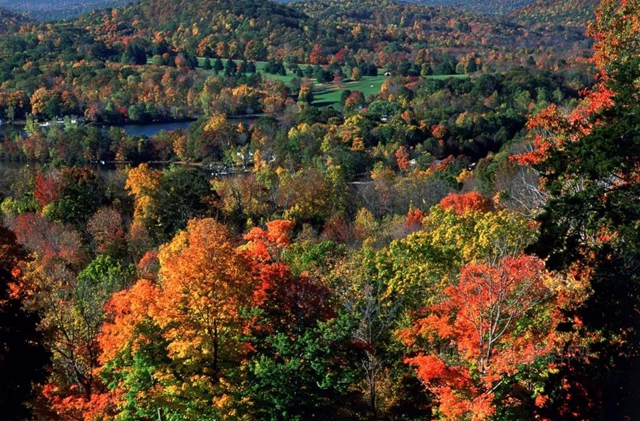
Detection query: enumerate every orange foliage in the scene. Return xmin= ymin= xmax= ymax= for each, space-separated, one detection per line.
xmin=512 ymin=86 xmax=615 ymax=166
xmin=309 ymin=44 xmax=326 ymax=65
xmin=588 ymin=0 xmax=640 ymax=68
xmin=99 ymin=279 xmax=160 ymax=364
xmin=154 ymin=219 xmax=250 ymax=372
xmin=242 ymin=220 xmax=295 ymax=262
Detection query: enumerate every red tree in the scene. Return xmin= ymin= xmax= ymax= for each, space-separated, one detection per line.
xmin=399 ymin=255 xmax=557 ymax=419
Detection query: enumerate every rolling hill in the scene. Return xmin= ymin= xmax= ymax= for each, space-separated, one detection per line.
xmin=77 ymin=0 xmax=310 ymax=53
xmin=511 ymin=0 xmax=600 ymax=28
xmin=399 ymin=0 xmax=536 ymax=15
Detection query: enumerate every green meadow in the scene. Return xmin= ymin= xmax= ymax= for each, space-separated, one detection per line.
xmin=192 ymin=58 xmax=467 ymax=108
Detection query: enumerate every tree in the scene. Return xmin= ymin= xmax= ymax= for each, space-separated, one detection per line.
xmin=95 ymin=219 xmax=254 ymax=420
xmin=0 ymin=225 xmax=49 ymax=421
xmin=213 ymin=57 xmax=224 ymax=74
xmin=399 ymin=255 xmax=557 ymax=419
xmin=45 ymin=168 xmax=105 ymax=226
xmin=330 ymin=248 xmax=413 ymax=419
xmin=244 ymin=40 xmax=266 ymax=61
xmin=155 ymin=166 xmax=211 ymax=240
xmin=87 ymin=207 xmax=126 ymax=258
xmin=125 ymin=163 xmax=162 ymax=239
xmin=511 ymin=3 xmax=640 ymax=415
xmin=351 ymin=67 xmax=362 ymax=81
xmin=297 ymin=83 xmax=314 ymax=105
xmin=309 ymin=44 xmax=326 ymax=65
xmin=237 ymin=221 xmax=365 ymax=420
xmin=520 ymin=57 xmax=640 ymax=419
xmin=438 ymin=191 xmax=493 ymax=215
xmin=224 ymin=58 xmax=236 ymax=77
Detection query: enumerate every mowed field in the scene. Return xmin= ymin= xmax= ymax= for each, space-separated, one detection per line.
xmin=194 ymin=59 xmax=467 ymax=108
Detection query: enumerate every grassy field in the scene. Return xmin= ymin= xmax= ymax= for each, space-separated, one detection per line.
xmin=310 ymin=74 xmax=468 ymax=108
xmin=312 ymin=76 xmax=388 ymax=107
xmin=192 ymin=58 xmax=468 ymax=108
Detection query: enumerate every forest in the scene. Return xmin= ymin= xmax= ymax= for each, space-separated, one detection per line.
xmin=0 ymin=0 xmax=639 ymax=420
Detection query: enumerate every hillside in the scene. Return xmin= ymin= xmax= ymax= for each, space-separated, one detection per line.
xmin=77 ymin=0 xmax=309 ymax=55
xmin=290 ymin=0 xmax=590 ymax=64
xmin=511 ymin=0 xmax=600 ymax=28
xmin=0 ymin=0 xmax=132 ymax=21
xmin=66 ymin=0 xmax=594 ymax=72
xmin=0 ymin=7 xmax=29 ymax=31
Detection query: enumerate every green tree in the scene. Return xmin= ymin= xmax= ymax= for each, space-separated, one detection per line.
xmin=528 ymin=58 xmax=640 ymax=419
xmin=213 ymin=57 xmax=224 ymax=74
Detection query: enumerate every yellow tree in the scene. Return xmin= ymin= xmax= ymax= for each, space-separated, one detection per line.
xmin=93 ymin=218 xmax=254 ymax=420
xmin=154 ymin=218 xmax=252 ymax=381
xmin=125 ymin=164 xmax=161 ymax=242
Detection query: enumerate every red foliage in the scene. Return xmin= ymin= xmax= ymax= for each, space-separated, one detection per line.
xmin=405 ymin=208 xmax=425 ymax=231
xmin=439 ymin=192 xmax=493 ymax=215
xmin=400 ymin=255 xmax=556 ymax=419
xmin=395 ymin=146 xmax=411 ymax=172
xmin=309 ymin=44 xmax=327 ymax=65
xmin=321 ymin=216 xmax=352 ymax=243
xmin=10 ymin=213 xmax=84 ymax=266
xmin=33 ymin=171 xmax=63 ymax=208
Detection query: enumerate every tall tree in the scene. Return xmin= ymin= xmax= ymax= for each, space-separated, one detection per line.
xmin=515 ymin=2 xmax=640 ymax=416
xmin=0 ymin=225 xmax=49 ymax=421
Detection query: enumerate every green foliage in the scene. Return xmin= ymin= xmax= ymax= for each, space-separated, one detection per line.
xmin=155 ymin=166 xmax=212 ymax=241
xmin=76 ymin=255 xmax=134 ymax=301
xmin=528 ymin=58 xmax=640 ymax=419
xmin=283 ymin=240 xmax=346 ymax=277
xmin=238 ymin=313 xmax=364 ymax=421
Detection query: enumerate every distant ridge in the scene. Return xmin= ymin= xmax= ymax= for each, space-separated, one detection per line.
xmin=0 ymin=0 xmax=133 ymax=21
xmin=280 ymin=0 xmax=538 ymax=15
xmin=399 ymin=0 xmax=536 ymax=15
xmin=510 ymin=0 xmax=600 ymax=28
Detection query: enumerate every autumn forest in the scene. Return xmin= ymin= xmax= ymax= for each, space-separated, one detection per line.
xmin=0 ymin=0 xmax=639 ymax=419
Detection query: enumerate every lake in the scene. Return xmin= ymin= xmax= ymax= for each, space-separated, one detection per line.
xmin=121 ymin=121 xmax=193 ymax=137
xmin=1 ymin=116 xmax=258 ymax=139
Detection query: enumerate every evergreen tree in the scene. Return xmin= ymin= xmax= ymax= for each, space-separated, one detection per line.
xmin=213 ymin=57 xmax=224 ymax=74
